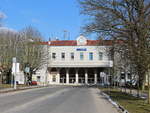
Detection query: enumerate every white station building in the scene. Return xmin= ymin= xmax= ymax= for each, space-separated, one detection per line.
xmin=34 ymin=35 xmax=113 ymax=85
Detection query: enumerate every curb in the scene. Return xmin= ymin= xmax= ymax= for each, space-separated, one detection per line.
xmin=102 ymin=92 xmax=129 ymax=113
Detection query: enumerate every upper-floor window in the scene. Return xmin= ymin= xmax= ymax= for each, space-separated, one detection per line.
xmin=108 ymin=54 xmax=112 ymax=60
xmin=99 ymin=52 xmax=103 ymax=60
xmin=80 ymin=52 xmax=84 ymax=60
xmin=52 ymin=53 xmax=56 ymax=59
xmin=89 ymin=52 xmax=93 ymax=60
xmin=61 ymin=52 xmax=65 ymax=59
xmin=127 ymin=73 xmax=131 ymax=79
xmin=70 ymin=52 xmax=74 ymax=60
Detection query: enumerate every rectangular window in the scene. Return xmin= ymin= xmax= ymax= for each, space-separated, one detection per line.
xmin=70 ymin=52 xmax=74 ymax=60
xmin=108 ymin=54 xmax=112 ymax=60
xmin=99 ymin=52 xmax=103 ymax=60
xmin=52 ymin=53 xmax=56 ymax=59
xmin=52 ymin=75 xmax=56 ymax=82
xmin=89 ymin=52 xmax=93 ymax=60
xmin=61 ymin=52 xmax=65 ymax=59
xmin=80 ymin=52 xmax=84 ymax=60
xmin=37 ymin=76 xmax=40 ymax=82
xmin=127 ymin=73 xmax=131 ymax=79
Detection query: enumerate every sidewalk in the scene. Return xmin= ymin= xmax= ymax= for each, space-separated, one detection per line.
xmin=0 ymin=85 xmax=44 ymax=93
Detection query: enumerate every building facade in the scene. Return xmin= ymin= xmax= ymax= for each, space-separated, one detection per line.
xmin=40 ymin=35 xmax=113 ymax=85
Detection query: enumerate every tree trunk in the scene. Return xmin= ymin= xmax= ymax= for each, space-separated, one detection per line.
xmin=125 ymin=74 xmax=127 ymax=93
xmin=130 ymin=76 xmax=132 ymax=94
xmin=0 ymin=74 xmax=2 ymax=84
xmin=137 ymin=80 xmax=140 ymax=97
xmin=142 ymin=82 xmax=145 ymax=91
xmin=142 ymin=75 xmax=146 ymax=91
xmin=148 ymin=71 xmax=150 ymax=104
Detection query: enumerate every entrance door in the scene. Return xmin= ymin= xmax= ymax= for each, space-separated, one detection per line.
xmin=49 ymin=68 xmax=58 ymax=84
xmin=60 ymin=68 xmax=66 ymax=83
xmin=78 ymin=69 xmax=85 ymax=84
xmin=88 ymin=69 xmax=94 ymax=84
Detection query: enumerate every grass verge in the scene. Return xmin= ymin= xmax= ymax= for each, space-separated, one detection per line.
xmin=100 ymin=87 xmax=150 ymax=113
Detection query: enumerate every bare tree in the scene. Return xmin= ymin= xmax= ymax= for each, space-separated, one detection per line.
xmin=0 ymin=26 xmax=46 ymax=86
xmin=0 ymin=28 xmax=20 ymax=84
xmin=19 ymin=26 xmax=46 ymax=84
xmin=79 ymin=0 xmax=150 ymax=103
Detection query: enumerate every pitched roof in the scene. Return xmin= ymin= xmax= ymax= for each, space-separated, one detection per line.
xmin=41 ymin=40 xmax=115 ymax=46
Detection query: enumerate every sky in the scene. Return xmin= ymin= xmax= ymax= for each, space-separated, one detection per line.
xmin=0 ymin=0 xmax=90 ymax=41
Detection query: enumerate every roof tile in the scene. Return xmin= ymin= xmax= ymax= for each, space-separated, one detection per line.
xmin=41 ymin=40 xmax=114 ymax=46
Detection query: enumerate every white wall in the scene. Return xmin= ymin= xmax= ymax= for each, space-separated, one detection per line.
xmin=32 ymin=66 xmax=48 ymax=85
xmin=48 ymin=46 xmax=113 ymax=68
xmin=16 ymin=71 xmax=25 ymax=84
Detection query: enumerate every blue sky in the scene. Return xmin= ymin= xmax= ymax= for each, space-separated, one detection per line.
xmin=0 ymin=0 xmax=91 ymax=40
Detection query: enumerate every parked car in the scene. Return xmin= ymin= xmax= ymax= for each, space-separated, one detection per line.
xmin=31 ymin=81 xmax=37 ymax=85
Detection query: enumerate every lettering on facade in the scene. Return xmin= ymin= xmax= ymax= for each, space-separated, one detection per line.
xmin=76 ymin=48 xmax=87 ymax=51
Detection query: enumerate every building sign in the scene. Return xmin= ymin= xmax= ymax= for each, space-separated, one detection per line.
xmin=76 ymin=48 xmax=87 ymax=51
xmin=12 ymin=63 xmax=20 ymax=73
xmin=12 ymin=57 xmax=17 ymax=63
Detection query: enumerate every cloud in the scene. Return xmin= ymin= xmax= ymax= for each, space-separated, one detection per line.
xmin=0 ymin=12 xmax=7 ymax=19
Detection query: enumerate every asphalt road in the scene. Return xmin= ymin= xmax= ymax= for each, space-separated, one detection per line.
xmin=0 ymin=86 xmax=119 ymax=113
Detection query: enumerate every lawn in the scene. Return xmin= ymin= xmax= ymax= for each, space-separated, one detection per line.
xmin=100 ymin=88 xmax=150 ymax=113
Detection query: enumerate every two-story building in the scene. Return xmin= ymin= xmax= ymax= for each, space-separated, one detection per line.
xmin=33 ymin=35 xmax=113 ymax=85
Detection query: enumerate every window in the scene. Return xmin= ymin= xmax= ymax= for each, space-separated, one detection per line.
xmin=121 ymin=73 xmax=125 ymax=79
xmin=99 ymin=52 xmax=103 ymax=60
xmin=37 ymin=76 xmax=40 ymax=82
xmin=127 ymin=73 xmax=131 ymax=79
xmin=80 ymin=52 xmax=84 ymax=60
xmin=70 ymin=52 xmax=74 ymax=60
xmin=52 ymin=53 xmax=56 ymax=59
xmin=108 ymin=54 xmax=112 ymax=60
xmin=89 ymin=52 xmax=93 ymax=60
xmin=61 ymin=52 xmax=65 ymax=59
xmin=52 ymin=75 xmax=56 ymax=82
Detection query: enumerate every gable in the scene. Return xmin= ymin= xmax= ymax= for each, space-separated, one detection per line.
xmin=76 ymin=35 xmax=87 ymax=46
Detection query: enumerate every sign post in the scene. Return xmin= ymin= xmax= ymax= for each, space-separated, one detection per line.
xmin=25 ymin=66 xmax=30 ymax=85
xmin=12 ymin=57 xmax=17 ymax=89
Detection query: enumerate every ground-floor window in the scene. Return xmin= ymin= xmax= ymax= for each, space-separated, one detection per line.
xmin=37 ymin=76 xmax=40 ymax=82
xmin=52 ymin=75 xmax=56 ymax=82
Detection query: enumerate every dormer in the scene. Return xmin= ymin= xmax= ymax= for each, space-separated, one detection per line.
xmin=76 ymin=35 xmax=87 ymax=46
